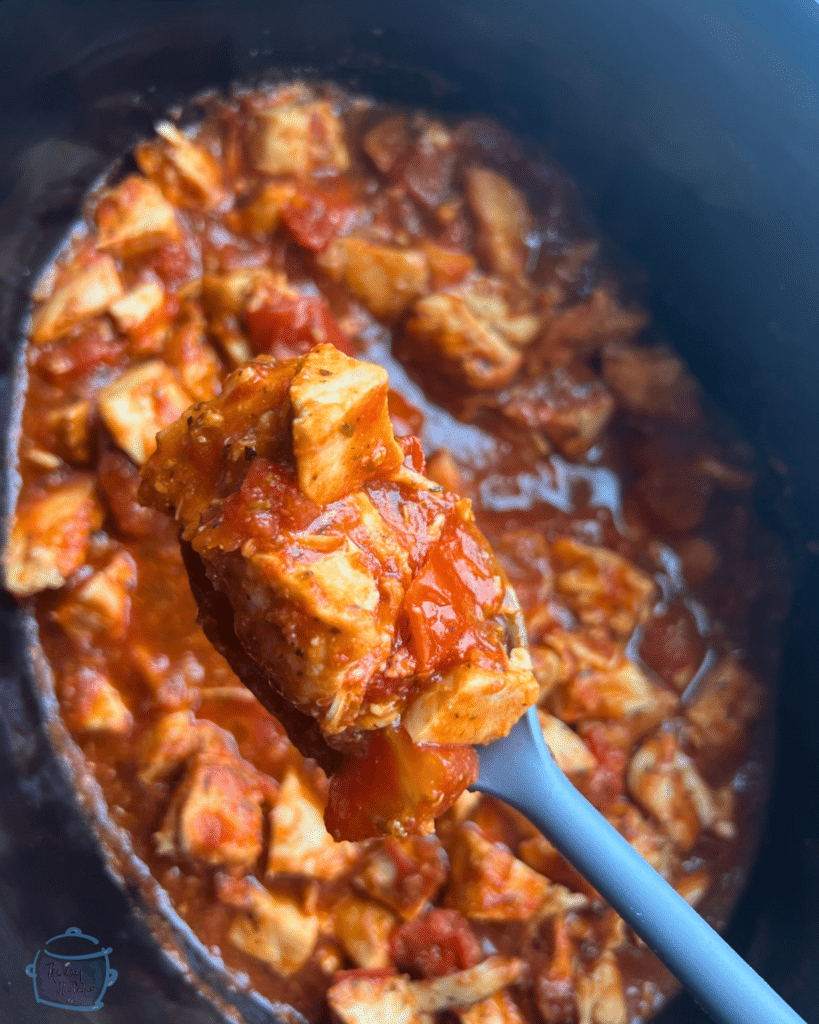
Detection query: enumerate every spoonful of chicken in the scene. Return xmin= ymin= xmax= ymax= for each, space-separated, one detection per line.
xmin=140 ymin=343 xmax=804 ymax=1024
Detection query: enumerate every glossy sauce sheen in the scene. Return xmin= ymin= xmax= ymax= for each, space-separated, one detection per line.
xmin=8 ymin=84 xmax=788 ymax=1024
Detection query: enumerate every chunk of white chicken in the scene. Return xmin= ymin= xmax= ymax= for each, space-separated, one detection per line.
xmin=403 ymin=277 xmax=540 ymax=390
xmin=685 ymin=655 xmax=763 ymax=751
xmin=574 ymin=951 xmax=627 ymax=1024
xmin=412 ymin=956 xmax=527 ymax=1013
xmin=94 ymin=175 xmax=181 ymax=257
xmin=218 ymin=875 xmax=321 ymax=977
xmin=4 ymin=477 xmax=104 ymax=596
xmin=30 ymin=253 xmax=124 ymax=345
xmin=602 ymin=341 xmax=700 ymax=422
xmin=137 ymin=711 xmax=233 ymax=785
xmin=328 ymin=973 xmax=432 ymax=1024
xmin=403 ymin=647 xmax=537 ymax=745
xmin=551 ymin=537 xmax=657 ymax=639
xmin=290 ymin=343 xmax=405 ymax=504
xmin=354 ymin=835 xmax=449 ymax=920
xmin=247 ymin=96 xmax=350 ymax=176
xmin=457 ymin=991 xmax=526 ymax=1024
xmin=446 ymin=823 xmax=586 ymax=921
xmin=332 ymin=894 xmax=399 ymax=969
xmin=154 ymin=748 xmax=272 ymax=871
xmin=108 ymin=281 xmax=167 ymax=336
xmin=136 ymin=121 xmax=225 ymax=210
xmin=317 ymin=237 xmax=429 ymax=321
xmin=464 ymin=167 xmax=534 ymax=282
xmin=54 ymin=550 xmax=137 ymax=642
xmin=47 ymin=400 xmax=93 ymax=466
xmin=538 ymin=712 xmax=597 ymax=779
xmin=98 ymin=360 xmax=192 ymax=465
xmin=61 ymin=665 xmax=133 ymax=735
xmin=240 ymin=181 xmax=297 ymax=234
xmin=627 ymin=731 xmax=735 ymax=851
xmin=267 ymin=768 xmax=356 ymax=880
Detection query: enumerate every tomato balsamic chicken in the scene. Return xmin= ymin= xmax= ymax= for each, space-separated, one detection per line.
xmin=5 ymin=83 xmax=786 ymax=1024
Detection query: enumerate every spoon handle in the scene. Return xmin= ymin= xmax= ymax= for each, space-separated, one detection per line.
xmin=474 ymin=709 xmax=806 ymax=1024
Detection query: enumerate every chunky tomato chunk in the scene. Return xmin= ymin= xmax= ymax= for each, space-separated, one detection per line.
xmin=281 ymin=182 xmax=360 ymax=251
xmin=324 ymin=726 xmax=478 ymax=842
xmin=403 ymin=517 xmax=506 ymax=675
xmin=246 ymin=292 xmax=354 ymax=359
xmin=391 ymin=909 xmax=482 ymax=978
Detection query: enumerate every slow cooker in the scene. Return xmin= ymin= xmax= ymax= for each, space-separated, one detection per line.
xmin=1 ymin=2 xmax=817 ymax=1022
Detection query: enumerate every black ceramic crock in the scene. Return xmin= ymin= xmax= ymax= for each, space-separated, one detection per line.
xmin=1 ymin=3 xmax=817 ymax=1023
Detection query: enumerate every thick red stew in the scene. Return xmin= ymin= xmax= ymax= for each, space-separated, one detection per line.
xmin=5 ymin=82 xmax=786 ymax=1024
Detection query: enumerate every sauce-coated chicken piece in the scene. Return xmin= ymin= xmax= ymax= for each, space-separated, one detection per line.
xmin=140 ymin=343 xmax=538 ymax=841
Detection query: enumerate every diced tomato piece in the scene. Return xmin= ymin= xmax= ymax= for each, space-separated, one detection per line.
xmin=281 ymin=182 xmax=360 ymax=251
xmin=391 ymin=909 xmax=482 ymax=979
xmin=399 ymin=434 xmax=426 ymax=475
xmin=403 ymin=518 xmax=505 ymax=674
xmin=581 ymin=724 xmax=628 ymax=813
xmin=324 ymin=726 xmax=478 ymax=842
xmin=246 ymin=291 xmax=353 ymax=359
xmin=387 ymin=389 xmax=425 ymax=438
xmin=200 ymin=459 xmax=322 ymax=553
xmin=33 ymin=324 xmax=126 ymax=383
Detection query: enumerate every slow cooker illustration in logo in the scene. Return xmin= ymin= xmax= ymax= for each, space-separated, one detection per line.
xmin=25 ymin=927 xmax=117 ymax=1011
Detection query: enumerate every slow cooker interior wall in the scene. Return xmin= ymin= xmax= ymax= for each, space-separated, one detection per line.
xmin=1 ymin=2 xmax=817 ymax=1022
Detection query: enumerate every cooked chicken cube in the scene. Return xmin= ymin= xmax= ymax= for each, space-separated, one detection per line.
xmin=685 ymin=655 xmax=763 ymax=751
xmin=47 ymin=401 xmax=93 ymax=465
xmin=457 ymin=991 xmax=526 ymax=1024
xmin=61 ymin=665 xmax=133 ymax=735
xmin=332 ymin=894 xmax=399 ymax=968
xmin=602 ymin=341 xmax=700 ymax=422
xmin=328 ymin=973 xmax=431 ymax=1024
xmin=54 ymin=550 xmax=137 ymax=642
xmin=498 ymin=370 xmax=615 ymax=459
xmin=363 ymin=115 xmax=454 ymax=207
xmin=94 ymin=175 xmax=181 ymax=256
xmin=540 ymin=289 xmax=649 ymax=360
xmin=354 ymin=835 xmax=449 ymax=919
xmin=136 ymin=121 xmax=225 ymax=210
xmin=4 ymin=477 xmax=104 ymax=596
xmin=218 ymin=875 xmax=320 ymax=977
xmin=412 ymin=956 xmax=526 ymax=1013
xmin=551 ymin=538 xmax=657 ymax=638
xmin=30 ymin=252 xmax=123 ymax=345
xmin=248 ymin=96 xmax=350 ymax=176
xmin=446 ymin=823 xmax=586 ymax=921
xmin=154 ymin=748 xmax=272 ymax=870
xmin=318 ymin=237 xmax=429 ymax=320
xmin=239 ymin=181 xmax=297 ymax=234
xmin=162 ymin=302 xmax=222 ymax=402
xmin=538 ymin=712 xmax=596 ymax=778
xmin=267 ymin=768 xmax=356 ymax=880
xmin=109 ymin=281 xmax=167 ymax=336
xmin=627 ymin=731 xmax=733 ymax=851
xmin=140 ymin=345 xmax=537 ymax=838
xmin=549 ymin=654 xmax=669 ymax=725
xmin=98 ymin=360 xmax=192 ymax=465
xmin=403 ymin=648 xmax=538 ymax=745
xmin=290 ymin=343 xmax=405 ymax=504
xmin=403 ymin=277 xmax=540 ymax=391
xmin=574 ymin=951 xmax=627 ymax=1024
xmin=464 ymin=167 xmax=534 ymax=281
xmin=138 ymin=711 xmax=233 ymax=785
